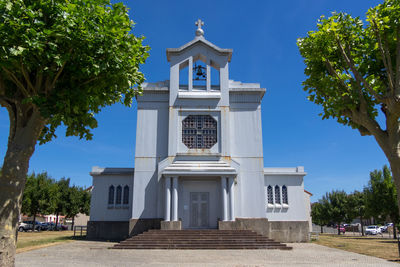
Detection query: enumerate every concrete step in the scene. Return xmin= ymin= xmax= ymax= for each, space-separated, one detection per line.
xmin=112 ymin=229 xmax=292 ymax=250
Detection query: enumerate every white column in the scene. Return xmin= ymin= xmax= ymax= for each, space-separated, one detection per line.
xmin=221 ymin=177 xmax=228 ymax=221
xmin=228 ymin=177 xmax=235 ymax=221
xmin=188 ymin=56 xmax=193 ymax=91
xmin=172 ymin=176 xmax=178 ymax=221
xmin=164 ymin=177 xmax=171 ymax=221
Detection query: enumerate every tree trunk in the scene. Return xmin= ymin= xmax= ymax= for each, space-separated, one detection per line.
xmin=71 ymin=216 xmax=75 ymax=231
xmin=0 ymin=108 xmax=44 ymax=267
xmin=360 ymin=216 xmax=364 ymax=236
xmin=320 ymin=225 xmax=323 ymax=234
xmin=337 ymin=222 xmax=341 ymax=235
xmin=32 ymin=213 xmax=36 ymax=232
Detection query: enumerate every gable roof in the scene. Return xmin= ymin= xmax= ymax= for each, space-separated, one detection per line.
xmin=166 ymin=36 xmax=233 ymax=62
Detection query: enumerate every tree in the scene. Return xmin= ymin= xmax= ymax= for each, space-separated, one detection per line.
xmin=322 ymin=190 xmax=350 ymax=235
xmin=52 ymin=178 xmax=70 ymax=229
xmin=311 ymin=202 xmax=330 ymax=233
xmin=365 ymin=165 xmax=399 ymax=238
xmin=79 ymin=188 xmax=91 ymax=216
xmin=65 ymin=186 xmax=90 ymax=230
xmin=297 ymin=0 xmax=400 ymax=219
xmin=348 ymin=190 xmax=367 ymax=236
xmin=0 ymin=1 xmax=148 ymax=265
xmin=21 ymin=172 xmax=57 ymax=232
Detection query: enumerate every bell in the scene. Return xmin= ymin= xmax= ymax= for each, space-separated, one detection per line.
xmin=196 ymin=66 xmax=203 ymax=76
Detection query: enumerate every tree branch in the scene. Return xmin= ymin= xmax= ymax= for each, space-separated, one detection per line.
xmin=325 ymin=60 xmax=352 ymax=92
xmin=336 ymin=38 xmax=386 ymax=103
xmin=395 ymin=25 xmax=400 ymax=97
xmin=372 ymin=19 xmax=395 ymax=94
xmin=50 ymin=61 xmax=66 ymax=90
xmin=1 ymin=67 xmax=29 ymax=98
xmin=20 ymin=62 xmax=36 ymax=95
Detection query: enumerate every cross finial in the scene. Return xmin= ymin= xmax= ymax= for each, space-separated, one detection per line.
xmin=195 ymin=19 xmax=204 ymax=37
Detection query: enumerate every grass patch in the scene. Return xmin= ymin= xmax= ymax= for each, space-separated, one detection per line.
xmin=313 ymin=233 xmax=400 ymax=262
xmin=16 ymin=231 xmax=84 ymax=253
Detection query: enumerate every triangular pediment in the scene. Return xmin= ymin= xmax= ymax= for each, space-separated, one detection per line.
xmin=166 ymin=36 xmax=232 ymax=62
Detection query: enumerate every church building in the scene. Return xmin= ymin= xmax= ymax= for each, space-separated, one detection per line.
xmin=87 ymin=20 xmax=310 ymax=243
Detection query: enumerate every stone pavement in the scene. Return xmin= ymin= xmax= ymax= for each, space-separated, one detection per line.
xmin=16 ymin=240 xmax=399 ymax=267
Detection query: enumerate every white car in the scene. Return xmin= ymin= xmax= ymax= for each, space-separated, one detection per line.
xmin=365 ymin=225 xmax=381 ymax=235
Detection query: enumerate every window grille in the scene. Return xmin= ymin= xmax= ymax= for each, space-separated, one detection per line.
xmin=116 ymin=185 xmax=122 ymax=205
xmin=267 ymin=185 xmax=273 ymax=204
xmin=108 ymin=185 xmax=114 ymax=205
xmin=182 ymin=115 xmax=217 ymax=149
xmin=275 ymin=185 xmax=281 ymax=204
xmin=123 ymin=185 xmax=129 ymax=205
xmin=282 ymin=185 xmax=288 ymax=204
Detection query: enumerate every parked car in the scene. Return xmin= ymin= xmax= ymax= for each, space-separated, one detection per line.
xmin=365 ymin=225 xmax=381 ymax=235
xmin=46 ymin=222 xmax=68 ymax=231
xmin=379 ymin=225 xmax=388 ymax=233
xmin=18 ymin=221 xmax=41 ymax=232
xmin=337 ymin=225 xmax=346 ymax=234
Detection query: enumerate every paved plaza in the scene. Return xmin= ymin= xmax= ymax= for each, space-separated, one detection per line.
xmin=16 ymin=240 xmax=399 ymax=267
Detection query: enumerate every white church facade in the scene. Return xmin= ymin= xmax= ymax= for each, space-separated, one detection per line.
xmin=87 ymin=21 xmax=310 ymax=242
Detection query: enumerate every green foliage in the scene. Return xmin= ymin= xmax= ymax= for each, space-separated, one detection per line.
xmin=297 ymin=0 xmax=400 ymax=136
xmin=22 ymin=174 xmax=91 ymax=219
xmin=311 ymin=202 xmax=329 ymax=226
xmin=53 ymin=178 xmax=71 ymax=216
xmin=0 ymin=0 xmax=149 ymax=142
xmin=323 ymin=190 xmax=351 ymax=225
xmin=365 ymin=165 xmax=399 ymax=223
xmin=21 ymin=172 xmax=58 ymax=217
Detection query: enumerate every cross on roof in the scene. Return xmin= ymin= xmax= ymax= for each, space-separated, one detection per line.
xmin=195 ymin=19 xmax=204 ymax=37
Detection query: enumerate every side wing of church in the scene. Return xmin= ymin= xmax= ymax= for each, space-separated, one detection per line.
xmin=87 ymin=21 xmax=310 ymax=242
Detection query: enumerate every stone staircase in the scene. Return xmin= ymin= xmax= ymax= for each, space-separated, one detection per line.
xmin=111 ymin=229 xmax=292 ymax=250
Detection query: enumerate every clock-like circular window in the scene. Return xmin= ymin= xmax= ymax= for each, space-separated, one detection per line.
xmin=182 ymin=115 xmax=217 ymax=149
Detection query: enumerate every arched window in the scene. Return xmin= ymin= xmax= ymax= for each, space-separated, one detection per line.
xmin=116 ymin=185 xmax=122 ymax=205
xmin=282 ymin=185 xmax=288 ymax=204
xmin=108 ymin=185 xmax=114 ymax=205
xmin=123 ymin=185 xmax=129 ymax=205
xmin=275 ymin=185 xmax=281 ymax=204
xmin=267 ymin=185 xmax=273 ymax=204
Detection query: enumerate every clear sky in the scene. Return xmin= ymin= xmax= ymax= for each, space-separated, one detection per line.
xmin=0 ymin=0 xmax=388 ymax=202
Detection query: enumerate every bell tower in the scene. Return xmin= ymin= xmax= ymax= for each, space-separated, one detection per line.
xmin=166 ymin=20 xmax=233 ymax=158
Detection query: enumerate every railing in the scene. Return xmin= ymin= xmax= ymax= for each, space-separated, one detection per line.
xmin=73 ymin=225 xmax=87 ymax=237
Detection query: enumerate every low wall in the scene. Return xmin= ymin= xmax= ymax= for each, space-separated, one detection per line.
xmin=268 ymin=221 xmax=309 ymax=242
xmin=129 ymin=218 xmax=163 ymax=236
xmin=87 ymin=221 xmax=129 ymax=241
xmin=219 ymin=218 xmax=309 ymax=242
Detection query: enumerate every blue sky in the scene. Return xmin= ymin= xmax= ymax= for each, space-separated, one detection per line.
xmin=0 ymin=0 xmax=388 ymax=202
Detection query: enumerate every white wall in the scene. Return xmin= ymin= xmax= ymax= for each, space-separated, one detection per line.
xmin=90 ymin=175 xmax=133 ymax=221
xmin=264 ymin=174 xmax=308 ymax=221
xmin=229 ymin=92 xmax=266 ymax=218
xmin=132 ymin=92 xmax=169 ymax=219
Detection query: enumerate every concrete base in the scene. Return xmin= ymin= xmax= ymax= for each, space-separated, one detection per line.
xmin=160 ymin=221 xmax=182 ymax=230
xmin=87 ymin=221 xmax=129 ymax=241
xmin=218 ymin=218 xmax=309 ymax=242
xmin=129 ymin=218 xmax=163 ymax=236
xmin=219 ymin=218 xmax=269 ymax=237
xmin=268 ymin=221 xmax=309 ymax=243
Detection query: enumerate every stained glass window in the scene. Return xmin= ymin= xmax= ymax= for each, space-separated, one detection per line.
xmin=282 ymin=185 xmax=288 ymax=204
xmin=182 ymin=115 xmax=217 ymax=149
xmin=116 ymin=185 xmax=122 ymax=205
xmin=123 ymin=185 xmax=129 ymax=205
xmin=267 ymin=185 xmax=273 ymax=204
xmin=275 ymin=185 xmax=281 ymax=204
xmin=108 ymin=185 xmax=114 ymax=205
